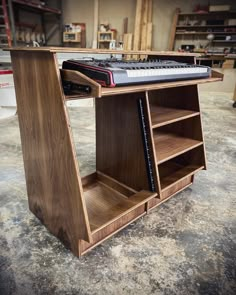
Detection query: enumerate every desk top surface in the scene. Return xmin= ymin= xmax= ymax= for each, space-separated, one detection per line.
xmin=4 ymin=47 xmax=200 ymax=56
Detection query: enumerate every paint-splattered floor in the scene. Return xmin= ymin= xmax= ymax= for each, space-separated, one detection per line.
xmin=0 ymin=92 xmax=235 ymax=295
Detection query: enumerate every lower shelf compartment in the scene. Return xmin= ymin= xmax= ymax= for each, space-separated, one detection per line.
xmin=160 ymin=163 xmax=204 ymax=191
xmin=158 ymin=145 xmax=206 ymax=192
xmin=82 ymin=171 xmax=156 ymax=233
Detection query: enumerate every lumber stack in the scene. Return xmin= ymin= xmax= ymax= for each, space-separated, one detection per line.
xmin=133 ymin=0 xmax=153 ymax=58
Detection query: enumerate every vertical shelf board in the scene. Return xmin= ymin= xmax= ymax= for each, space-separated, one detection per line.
xmin=168 ymin=8 xmax=180 ymax=51
xmin=96 ymin=92 xmax=152 ymax=192
xmin=10 ymin=50 xmax=92 ymax=256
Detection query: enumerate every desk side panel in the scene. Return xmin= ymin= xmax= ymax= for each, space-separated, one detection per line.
xmin=10 ymin=51 xmax=92 ymax=256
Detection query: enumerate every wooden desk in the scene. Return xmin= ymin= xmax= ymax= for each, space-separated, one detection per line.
xmin=7 ymin=48 xmax=223 ymax=256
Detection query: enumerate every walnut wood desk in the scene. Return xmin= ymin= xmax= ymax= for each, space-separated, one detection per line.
xmin=8 ymin=48 xmax=223 ymax=257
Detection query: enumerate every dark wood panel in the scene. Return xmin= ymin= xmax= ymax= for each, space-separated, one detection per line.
xmin=96 ymin=93 xmax=151 ymax=191
xmin=10 ymin=51 xmax=92 ymax=256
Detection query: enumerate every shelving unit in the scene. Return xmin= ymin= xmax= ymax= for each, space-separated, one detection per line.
xmin=8 ymin=0 xmax=63 ymax=46
xmin=169 ymin=8 xmax=236 ymax=53
xmin=6 ymin=47 xmax=223 ymax=257
xmin=98 ymin=31 xmax=116 ymax=49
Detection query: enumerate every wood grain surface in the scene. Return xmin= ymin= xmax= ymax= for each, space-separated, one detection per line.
xmin=10 ymin=51 xmax=92 ymax=256
xmin=150 ymin=106 xmax=200 ymax=128
xmin=153 ymin=131 xmax=203 ymax=164
xmin=96 ymin=92 xmax=152 ymax=192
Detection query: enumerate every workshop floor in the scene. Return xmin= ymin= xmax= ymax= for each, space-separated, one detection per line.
xmin=0 ymin=91 xmax=235 ymax=295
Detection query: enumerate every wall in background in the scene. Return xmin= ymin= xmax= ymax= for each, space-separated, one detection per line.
xmin=62 ymin=0 xmax=136 ymax=48
xmin=62 ymin=0 xmax=94 ymax=47
xmin=62 ymin=0 xmax=236 ymax=50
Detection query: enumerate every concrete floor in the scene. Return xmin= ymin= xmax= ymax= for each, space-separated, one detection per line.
xmin=0 ymin=91 xmax=236 ymax=295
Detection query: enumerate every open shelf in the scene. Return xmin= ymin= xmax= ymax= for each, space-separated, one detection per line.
xmin=176 ymin=31 xmax=236 ymax=35
xmin=150 ymin=105 xmax=200 ymax=128
xmin=176 ymin=25 xmax=236 ymax=28
xmin=159 ymin=163 xmax=204 ymax=191
xmin=158 ymin=145 xmax=206 ymax=192
xmin=82 ymin=172 xmax=156 ymax=233
xmin=153 ymin=132 xmax=203 ymax=164
xmin=212 ymin=40 xmax=236 ymax=43
xmin=12 ymin=0 xmax=61 ymax=14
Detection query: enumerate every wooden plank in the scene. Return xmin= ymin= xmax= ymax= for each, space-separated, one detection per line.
xmin=92 ymin=0 xmax=99 ymax=48
xmin=147 ymin=0 xmax=153 ymax=22
xmin=141 ymin=23 xmax=147 ymax=51
xmin=146 ymin=22 xmax=152 ymax=51
xmin=10 ymin=51 xmax=92 ymax=256
xmin=133 ymin=0 xmax=143 ymax=58
xmin=123 ymin=17 xmax=128 ymax=34
xmin=168 ymin=8 xmax=180 ymax=51
xmin=141 ymin=0 xmax=148 ymax=51
xmin=123 ymin=33 xmax=133 ymax=60
xmin=5 ymin=47 xmax=201 ymax=57
xmin=153 ymin=132 xmax=203 ymax=164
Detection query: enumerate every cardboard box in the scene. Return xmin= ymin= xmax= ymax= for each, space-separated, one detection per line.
xmin=209 ymin=5 xmax=231 ymax=12
xmin=228 ymin=19 xmax=236 ymax=26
